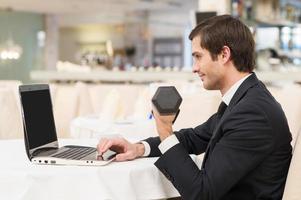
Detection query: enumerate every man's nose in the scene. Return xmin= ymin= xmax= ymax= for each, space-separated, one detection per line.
xmin=192 ymin=63 xmax=199 ymax=73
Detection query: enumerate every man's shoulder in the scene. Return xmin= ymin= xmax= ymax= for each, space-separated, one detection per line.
xmin=231 ymin=83 xmax=282 ymax=117
xmin=243 ymin=82 xmax=278 ymax=107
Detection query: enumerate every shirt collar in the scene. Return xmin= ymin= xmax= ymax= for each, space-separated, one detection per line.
xmin=222 ymin=74 xmax=251 ymax=106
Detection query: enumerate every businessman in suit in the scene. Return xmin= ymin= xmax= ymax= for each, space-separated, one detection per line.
xmin=97 ymin=15 xmax=292 ymax=200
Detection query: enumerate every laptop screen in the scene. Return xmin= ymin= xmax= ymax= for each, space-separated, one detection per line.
xmin=20 ymin=88 xmax=57 ymax=150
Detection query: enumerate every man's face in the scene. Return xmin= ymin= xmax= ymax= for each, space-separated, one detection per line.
xmin=192 ymin=36 xmax=224 ymax=90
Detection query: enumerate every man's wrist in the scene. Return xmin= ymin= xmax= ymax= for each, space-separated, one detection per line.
xmin=135 ymin=143 xmax=145 ymax=157
xmin=157 ymin=124 xmax=173 ymax=141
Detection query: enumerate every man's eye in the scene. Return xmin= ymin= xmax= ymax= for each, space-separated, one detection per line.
xmin=194 ymin=55 xmax=201 ymax=60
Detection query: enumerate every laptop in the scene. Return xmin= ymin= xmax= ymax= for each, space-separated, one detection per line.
xmin=19 ymin=84 xmax=116 ymax=166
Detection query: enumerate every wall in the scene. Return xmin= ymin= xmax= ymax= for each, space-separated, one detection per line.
xmin=58 ymin=8 xmax=194 ymax=67
xmin=0 ymin=11 xmax=44 ymax=83
xmin=59 ymin=24 xmax=125 ymax=63
xmin=148 ymin=11 xmax=189 ymax=38
xmin=198 ymin=0 xmax=231 ymax=14
xmin=148 ymin=11 xmax=191 ymax=67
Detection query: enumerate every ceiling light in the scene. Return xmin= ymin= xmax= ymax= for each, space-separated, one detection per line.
xmin=0 ymin=38 xmax=23 ymax=60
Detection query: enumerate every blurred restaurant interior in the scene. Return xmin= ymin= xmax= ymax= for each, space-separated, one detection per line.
xmin=1 ymin=0 xmax=301 ymax=199
xmin=1 ymin=0 xmax=301 ymax=83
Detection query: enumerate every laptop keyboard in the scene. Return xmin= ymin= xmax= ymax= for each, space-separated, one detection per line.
xmin=52 ymin=147 xmax=96 ymax=160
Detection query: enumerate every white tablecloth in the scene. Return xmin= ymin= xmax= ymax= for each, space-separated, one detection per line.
xmin=70 ymin=115 xmax=158 ymax=141
xmin=0 ymin=139 xmax=203 ymax=200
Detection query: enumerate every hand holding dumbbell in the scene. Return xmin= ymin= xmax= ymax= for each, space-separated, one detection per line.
xmin=151 ymin=86 xmax=182 ymax=140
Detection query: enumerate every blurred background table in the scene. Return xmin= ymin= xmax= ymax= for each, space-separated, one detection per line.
xmin=70 ymin=115 xmax=158 ymax=142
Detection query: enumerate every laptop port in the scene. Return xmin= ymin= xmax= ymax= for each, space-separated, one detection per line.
xmin=50 ymin=160 xmax=56 ymax=164
xmin=44 ymin=160 xmax=48 ymax=164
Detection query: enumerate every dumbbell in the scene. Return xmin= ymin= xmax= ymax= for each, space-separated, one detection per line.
xmin=151 ymin=86 xmax=182 ymax=124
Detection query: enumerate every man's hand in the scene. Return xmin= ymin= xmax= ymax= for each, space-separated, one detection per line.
xmin=152 ymin=105 xmax=175 ymax=141
xmin=97 ymin=137 xmax=145 ymax=161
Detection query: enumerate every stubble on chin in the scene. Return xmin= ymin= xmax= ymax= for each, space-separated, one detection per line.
xmin=203 ymin=81 xmax=219 ymax=91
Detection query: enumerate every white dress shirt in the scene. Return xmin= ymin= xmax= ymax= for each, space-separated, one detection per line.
xmin=142 ymin=74 xmax=252 ymax=156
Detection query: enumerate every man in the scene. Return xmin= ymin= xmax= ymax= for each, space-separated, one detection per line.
xmin=97 ymin=15 xmax=292 ymax=200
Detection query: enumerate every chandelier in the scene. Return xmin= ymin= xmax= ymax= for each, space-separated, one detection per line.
xmin=0 ymin=38 xmax=23 ymax=60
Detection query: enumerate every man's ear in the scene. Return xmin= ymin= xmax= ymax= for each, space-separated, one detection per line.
xmin=220 ymin=46 xmax=231 ymax=63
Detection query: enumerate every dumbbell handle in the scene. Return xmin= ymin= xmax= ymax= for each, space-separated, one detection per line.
xmin=151 ymin=109 xmax=180 ymax=124
xmin=172 ymin=109 xmax=180 ymax=124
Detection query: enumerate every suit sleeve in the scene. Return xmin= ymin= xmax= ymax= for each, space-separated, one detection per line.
xmin=154 ymin=103 xmax=275 ymax=200
xmin=144 ymin=113 xmax=218 ymax=157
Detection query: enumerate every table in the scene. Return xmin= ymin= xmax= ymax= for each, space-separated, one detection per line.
xmin=0 ymin=139 xmax=203 ymax=200
xmin=70 ymin=115 xmax=158 ymax=142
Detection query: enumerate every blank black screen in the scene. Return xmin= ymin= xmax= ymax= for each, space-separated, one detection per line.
xmin=21 ymin=89 xmax=57 ymax=150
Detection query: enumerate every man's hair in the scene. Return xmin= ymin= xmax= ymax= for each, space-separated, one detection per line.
xmin=189 ymin=15 xmax=255 ymax=72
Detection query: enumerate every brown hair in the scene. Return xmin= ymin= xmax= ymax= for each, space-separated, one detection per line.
xmin=189 ymin=15 xmax=255 ymax=72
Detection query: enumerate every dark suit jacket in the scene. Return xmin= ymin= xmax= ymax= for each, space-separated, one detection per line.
xmin=145 ymin=73 xmax=292 ymax=200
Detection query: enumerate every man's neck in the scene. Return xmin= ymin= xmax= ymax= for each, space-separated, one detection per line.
xmin=220 ymin=71 xmax=251 ymax=96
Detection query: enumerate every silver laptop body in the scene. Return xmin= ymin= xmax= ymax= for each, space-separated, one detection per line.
xmin=19 ymin=84 xmax=116 ymax=166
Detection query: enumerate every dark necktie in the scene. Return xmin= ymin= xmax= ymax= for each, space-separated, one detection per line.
xmin=201 ymin=101 xmax=228 ymax=169
xmin=217 ymin=101 xmax=227 ymax=118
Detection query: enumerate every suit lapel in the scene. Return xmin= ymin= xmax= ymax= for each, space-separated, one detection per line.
xmin=201 ymin=73 xmax=260 ymax=168
xmin=227 ymin=72 xmax=259 ymax=109
xmin=212 ymin=73 xmax=259 ymax=139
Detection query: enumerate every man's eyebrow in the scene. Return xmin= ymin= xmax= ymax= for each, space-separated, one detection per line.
xmin=192 ymin=52 xmax=201 ymax=56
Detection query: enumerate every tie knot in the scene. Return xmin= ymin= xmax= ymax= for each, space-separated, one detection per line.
xmin=217 ymin=101 xmax=227 ymax=116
